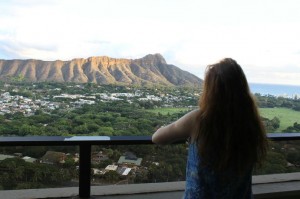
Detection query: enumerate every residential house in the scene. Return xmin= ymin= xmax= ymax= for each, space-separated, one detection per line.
xmin=117 ymin=167 xmax=132 ymax=176
xmin=22 ymin=156 xmax=37 ymax=163
xmin=105 ymin=165 xmax=118 ymax=171
xmin=91 ymin=151 xmax=109 ymax=164
xmin=0 ymin=154 xmax=15 ymax=161
xmin=117 ymin=152 xmax=142 ymax=168
xmin=40 ymin=151 xmax=66 ymax=164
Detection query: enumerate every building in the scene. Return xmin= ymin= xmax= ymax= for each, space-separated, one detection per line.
xmin=22 ymin=156 xmax=37 ymax=163
xmin=117 ymin=152 xmax=142 ymax=168
xmin=40 ymin=151 xmax=66 ymax=164
xmin=91 ymin=151 xmax=109 ymax=164
xmin=0 ymin=154 xmax=15 ymax=161
xmin=105 ymin=165 xmax=118 ymax=171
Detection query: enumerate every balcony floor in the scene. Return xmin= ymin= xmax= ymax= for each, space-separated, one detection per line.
xmin=87 ymin=191 xmax=184 ymax=199
xmin=1 ymin=173 xmax=300 ymax=199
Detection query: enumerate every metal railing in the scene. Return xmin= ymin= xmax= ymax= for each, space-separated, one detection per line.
xmin=1 ymin=133 xmax=300 ymax=198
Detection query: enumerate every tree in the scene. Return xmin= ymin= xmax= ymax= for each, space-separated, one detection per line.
xmin=255 ymin=151 xmax=287 ymax=175
xmin=73 ymin=124 xmax=89 ymax=134
xmin=96 ymin=159 xmax=113 ymax=169
xmin=103 ymin=171 xmax=119 ymax=183
xmin=286 ymin=151 xmax=300 ymax=165
xmin=271 ymin=117 xmax=280 ymax=129
xmin=19 ymin=124 xmax=40 ymax=136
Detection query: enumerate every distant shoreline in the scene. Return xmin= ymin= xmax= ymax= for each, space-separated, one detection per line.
xmin=249 ymin=83 xmax=300 ymax=98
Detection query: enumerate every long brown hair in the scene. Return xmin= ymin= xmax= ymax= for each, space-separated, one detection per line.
xmin=193 ymin=58 xmax=267 ymax=173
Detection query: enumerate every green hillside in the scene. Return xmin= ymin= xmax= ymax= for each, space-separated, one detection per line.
xmin=259 ymin=107 xmax=300 ymax=131
xmin=148 ymin=107 xmax=300 ymax=132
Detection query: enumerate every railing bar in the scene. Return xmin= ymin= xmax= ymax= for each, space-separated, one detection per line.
xmin=0 ymin=133 xmax=300 ymax=146
xmin=0 ymin=133 xmax=300 ymax=198
xmin=79 ymin=143 xmax=91 ymax=198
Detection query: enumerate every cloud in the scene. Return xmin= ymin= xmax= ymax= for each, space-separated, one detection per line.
xmin=248 ymin=71 xmax=300 ymax=85
xmin=1 ymin=0 xmax=300 ymax=85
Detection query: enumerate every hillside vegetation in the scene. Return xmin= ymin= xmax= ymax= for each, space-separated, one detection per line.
xmin=0 ymin=82 xmax=300 ymax=190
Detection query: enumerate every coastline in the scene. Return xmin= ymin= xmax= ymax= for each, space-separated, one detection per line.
xmin=249 ymin=83 xmax=300 ymax=98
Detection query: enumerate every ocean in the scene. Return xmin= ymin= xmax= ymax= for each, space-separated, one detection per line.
xmin=249 ymin=83 xmax=300 ymax=98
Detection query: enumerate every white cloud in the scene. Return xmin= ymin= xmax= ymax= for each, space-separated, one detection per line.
xmin=1 ymin=0 xmax=300 ymax=85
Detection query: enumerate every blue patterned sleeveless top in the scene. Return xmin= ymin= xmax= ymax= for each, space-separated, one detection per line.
xmin=184 ymin=143 xmax=253 ymax=199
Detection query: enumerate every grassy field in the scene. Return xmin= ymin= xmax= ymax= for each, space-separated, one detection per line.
xmin=259 ymin=107 xmax=300 ymax=131
xmin=148 ymin=107 xmax=300 ymax=132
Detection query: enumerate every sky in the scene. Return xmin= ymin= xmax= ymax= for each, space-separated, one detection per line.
xmin=0 ymin=0 xmax=300 ymax=85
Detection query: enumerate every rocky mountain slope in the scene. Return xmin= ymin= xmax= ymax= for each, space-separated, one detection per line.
xmin=0 ymin=54 xmax=202 ymax=86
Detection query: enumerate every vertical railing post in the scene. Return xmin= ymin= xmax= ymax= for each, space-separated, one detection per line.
xmin=79 ymin=143 xmax=91 ymax=198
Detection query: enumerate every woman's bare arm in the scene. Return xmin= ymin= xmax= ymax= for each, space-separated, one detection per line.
xmin=152 ymin=109 xmax=199 ymax=145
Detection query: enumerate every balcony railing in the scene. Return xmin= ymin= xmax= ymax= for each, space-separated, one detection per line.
xmin=1 ymin=133 xmax=300 ymax=198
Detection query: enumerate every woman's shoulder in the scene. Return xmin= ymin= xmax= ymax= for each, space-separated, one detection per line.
xmin=152 ymin=109 xmax=200 ymax=144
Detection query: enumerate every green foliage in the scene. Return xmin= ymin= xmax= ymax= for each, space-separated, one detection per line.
xmin=146 ymin=107 xmax=190 ymax=115
xmin=261 ymin=117 xmax=281 ymax=133
xmin=96 ymin=159 xmax=114 ymax=169
xmin=1 ymin=83 xmax=300 ymax=188
xmin=0 ymin=158 xmax=76 ymax=190
xmin=103 ymin=171 xmax=120 ymax=183
xmin=0 ymin=100 xmax=184 ymax=136
xmin=255 ymin=94 xmax=300 ymax=112
xmin=283 ymin=122 xmax=300 ymax=133
xmin=146 ymin=144 xmax=187 ymax=182
xmin=254 ymin=140 xmax=300 ymax=175
xmin=255 ymin=151 xmax=287 ymax=174
xmin=286 ymin=151 xmax=300 ymax=165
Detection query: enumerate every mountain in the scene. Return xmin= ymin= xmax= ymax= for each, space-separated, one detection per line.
xmin=0 ymin=53 xmax=202 ymax=86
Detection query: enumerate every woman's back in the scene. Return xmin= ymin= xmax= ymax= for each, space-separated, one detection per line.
xmin=152 ymin=58 xmax=267 ymax=199
xmin=184 ymin=143 xmax=252 ymax=199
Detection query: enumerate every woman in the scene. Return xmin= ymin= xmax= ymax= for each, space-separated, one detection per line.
xmin=152 ymin=58 xmax=268 ymax=199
